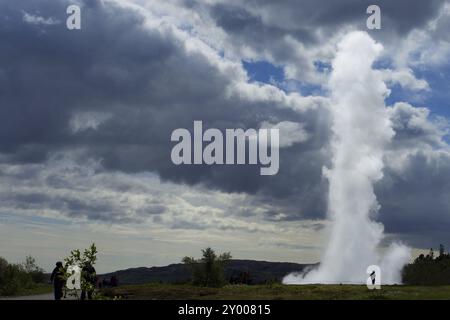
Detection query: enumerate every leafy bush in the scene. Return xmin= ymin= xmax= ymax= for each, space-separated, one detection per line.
xmin=0 ymin=256 xmax=45 ymax=296
xmin=63 ymin=243 xmax=98 ymax=299
xmin=403 ymin=245 xmax=450 ymax=285
xmin=22 ymin=255 xmax=46 ymax=284
xmin=183 ymin=248 xmax=231 ymax=288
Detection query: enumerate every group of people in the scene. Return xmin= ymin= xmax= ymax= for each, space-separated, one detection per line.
xmin=50 ymin=261 xmax=97 ymax=300
xmin=98 ymin=275 xmax=119 ymax=288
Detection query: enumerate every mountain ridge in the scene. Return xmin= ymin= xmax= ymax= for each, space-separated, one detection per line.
xmin=99 ymin=259 xmax=316 ymax=285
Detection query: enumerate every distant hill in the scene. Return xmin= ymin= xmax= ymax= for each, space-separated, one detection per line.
xmin=100 ymin=260 xmax=315 ymax=285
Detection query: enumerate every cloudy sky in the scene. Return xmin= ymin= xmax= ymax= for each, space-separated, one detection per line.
xmin=1 ymin=0 xmax=450 ymax=273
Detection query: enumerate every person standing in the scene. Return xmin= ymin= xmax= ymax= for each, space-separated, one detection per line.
xmin=50 ymin=261 xmax=65 ymax=300
xmin=370 ymin=270 xmax=376 ymax=285
xmin=81 ymin=262 xmax=96 ymax=300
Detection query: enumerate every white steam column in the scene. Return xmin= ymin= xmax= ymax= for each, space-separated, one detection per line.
xmin=284 ymin=31 xmax=410 ymax=284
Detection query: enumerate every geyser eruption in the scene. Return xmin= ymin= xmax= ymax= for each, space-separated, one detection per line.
xmin=284 ymin=31 xmax=410 ymax=284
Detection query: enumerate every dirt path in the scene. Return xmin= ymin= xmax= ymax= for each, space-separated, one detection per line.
xmin=1 ymin=293 xmax=54 ymax=300
xmin=1 ymin=292 xmax=78 ymax=300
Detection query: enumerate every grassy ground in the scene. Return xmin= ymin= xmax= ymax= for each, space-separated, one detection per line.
xmin=1 ymin=284 xmax=53 ymax=297
xmin=102 ymin=283 xmax=450 ymax=300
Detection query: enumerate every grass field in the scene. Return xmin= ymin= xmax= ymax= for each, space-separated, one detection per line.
xmin=1 ymin=284 xmax=53 ymax=298
xmin=102 ymin=283 xmax=450 ymax=300
xmin=4 ymin=283 xmax=450 ymax=300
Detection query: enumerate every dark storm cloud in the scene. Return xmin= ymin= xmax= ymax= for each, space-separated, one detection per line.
xmin=377 ymin=151 xmax=450 ymax=247
xmin=389 ymin=103 xmax=444 ymax=148
xmin=207 ymin=0 xmax=445 ymax=40
xmin=0 ymin=189 xmax=134 ymax=223
xmin=375 ymin=103 xmax=450 ymax=246
xmin=0 ymin=0 xmax=331 ymax=219
xmin=187 ymin=0 xmax=448 ymax=83
xmin=1 ymin=0 xmax=450 ymax=249
xmin=209 ymin=3 xmax=316 ymax=45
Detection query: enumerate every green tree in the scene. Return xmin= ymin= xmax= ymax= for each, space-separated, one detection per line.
xmin=63 ymin=243 xmax=98 ymax=299
xmin=0 ymin=257 xmax=9 ymax=293
xmin=428 ymin=248 xmax=434 ymax=260
xmin=403 ymin=244 xmax=450 ymax=285
xmin=183 ymin=248 xmax=231 ymax=287
xmin=0 ymin=257 xmax=34 ymax=296
xmin=22 ymin=255 xmax=45 ymax=283
xmin=439 ymin=244 xmax=445 ymax=257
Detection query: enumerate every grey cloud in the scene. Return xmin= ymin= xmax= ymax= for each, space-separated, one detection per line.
xmin=1 ymin=190 xmax=137 ymax=223
xmin=1 ymin=0 xmax=450 ymax=249
xmin=377 ymin=150 xmax=450 ymax=247
xmin=187 ymin=0 xmax=448 ymax=82
xmin=375 ymin=103 xmax=450 ymax=246
xmin=389 ymin=102 xmax=446 ymax=148
xmin=206 ymin=0 xmax=446 ymax=40
xmin=0 ymin=0 xmax=331 ymax=216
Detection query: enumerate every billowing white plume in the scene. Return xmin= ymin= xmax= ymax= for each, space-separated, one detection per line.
xmin=284 ymin=31 xmax=410 ymax=284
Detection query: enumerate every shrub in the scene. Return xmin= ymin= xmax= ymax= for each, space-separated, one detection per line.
xmin=0 ymin=256 xmax=44 ymax=296
xmin=183 ymin=248 xmax=231 ymax=288
xmin=22 ymin=255 xmax=45 ymax=284
xmin=402 ymin=245 xmax=450 ymax=285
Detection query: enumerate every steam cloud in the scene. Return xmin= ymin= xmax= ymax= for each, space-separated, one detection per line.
xmin=284 ymin=31 xmax=410 ymax=284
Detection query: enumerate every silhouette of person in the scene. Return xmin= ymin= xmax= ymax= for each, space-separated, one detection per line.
xmin=50 ymin=261 xmax=65 ymax=300
xmin=370 ymin=270 xmax=376 ymax=285
xmin=81 ymin=263 xmax=96 ymax=300
xmin=110 ymin=275 xmax=118 ymax=287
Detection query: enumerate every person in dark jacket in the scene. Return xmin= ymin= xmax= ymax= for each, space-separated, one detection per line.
xmin=50 ymin=261 xmax=65 ymax=300
xmin=81 ymin=263 xmax=96 ymax=300
xmin=110 ymin=275 xmax=118 ymax=287
xmin=370 ymin=270 xmax=376 ymax=285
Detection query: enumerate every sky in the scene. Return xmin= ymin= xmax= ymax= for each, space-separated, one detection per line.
xmin=1 ymin=0 xmax=450 ymax=273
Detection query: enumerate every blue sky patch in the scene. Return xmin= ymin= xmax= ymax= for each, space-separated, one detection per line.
xmin=242 ymin=60 xmax=284 ymax=84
